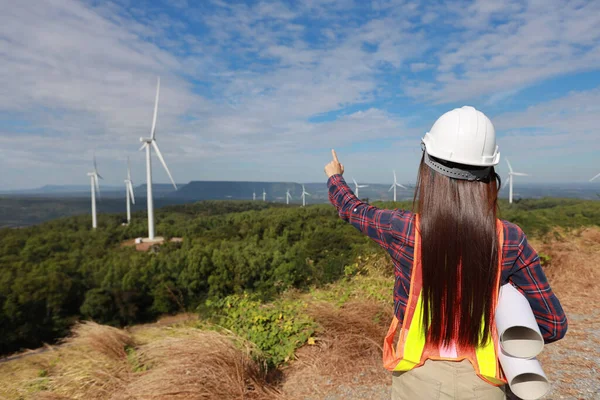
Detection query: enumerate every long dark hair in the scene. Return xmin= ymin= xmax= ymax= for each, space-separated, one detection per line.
xmin=413 ymin=154 xmax=501 ymax=348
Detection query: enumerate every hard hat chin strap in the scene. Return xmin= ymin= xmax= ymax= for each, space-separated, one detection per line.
xmin=422 ymin=145 xmax=493 ymax=182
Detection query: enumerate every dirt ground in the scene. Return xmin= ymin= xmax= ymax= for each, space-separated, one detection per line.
xmin=532 ymin=229 xmax=600 ymax=399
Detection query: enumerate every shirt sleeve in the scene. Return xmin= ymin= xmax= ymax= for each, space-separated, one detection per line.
xmin=506 ymin=229 xmax=568 ymax=343
xmin=327 ymin=174 xmax=400 ymax=251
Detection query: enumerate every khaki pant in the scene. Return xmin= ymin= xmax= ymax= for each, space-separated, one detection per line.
xmin=392 ymin=359 xmax=506 ymax=400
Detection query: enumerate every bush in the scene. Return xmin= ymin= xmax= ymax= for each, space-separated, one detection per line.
xmin=204 ymin=293 xmax=317 ymax=368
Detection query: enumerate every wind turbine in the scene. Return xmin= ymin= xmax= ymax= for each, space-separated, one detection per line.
xmin=253 ymin=189 xmax=256 ymax=201
xmin=286 ymin=189 xmax=292 ymax=205
xmin=139 ymin=77 xmax=177 ymax=240
xmin=352 ymin=178 xmax=368 ymax=198
xmin=590 ymin=172 xmax=600 ymax=182
xmin=503 ymin=158 xmax=528 ymax=204
xmin=301 ymin=184 xmax=310 ymax=207
xmin=124 ymin=157 xmax=135 ymax=225
xmin=87 ymin=154 xmax=102 ymax=229
xmin=262 ymin=188 xmax=266 ymax=202
xmin=389 ymin=170 xmax=407 ymax=202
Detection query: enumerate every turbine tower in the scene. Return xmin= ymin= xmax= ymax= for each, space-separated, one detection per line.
xmin=139 ymin=77 xmax=177 ymax=240
xmin=301 ymin=184 xmax=310 ymax=207
xmin=590 ymin=172 xmax=600 ymax=182
xmin=286 ymin=189 xmax=292 ymax=205
xmin=352 ymin=178 xmax=368 ymax=198
xmin=503 ymin=158 xmax=528 ymax=204
xmin=253 ymin=189 xmax=256 ymax=201
xmin=262 ymin=188 xmax=266 ymax=202
xmin=389 ymin=170 xmax=407 ymax=202
xmin=87 ymin=154 xmax=102 ymax=229
xmin=124 ymin=157 xmax=135 ymax=224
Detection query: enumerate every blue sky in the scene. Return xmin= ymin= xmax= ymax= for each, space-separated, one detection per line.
xmin=1 ymin=0 xmax=600 ymax=189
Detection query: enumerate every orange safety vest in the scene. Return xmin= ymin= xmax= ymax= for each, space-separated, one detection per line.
xmin=382 ymin=217 xmax=507 ymax=386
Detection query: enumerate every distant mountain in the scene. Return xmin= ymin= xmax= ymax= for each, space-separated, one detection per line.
xmin=172 ymin=181 xmax=315 ymax=202
xmin=3 ymin=180 xmax=598 ymax=203
xmin=166 ymin=181 xmax=414 ymax=203
xmin=0 ymin=184 xmax=123 ymax=197
xmin=0 ymin=183 xmax=186 ymax=199
xmin=134 ymin=183 xmax=183 ymax=199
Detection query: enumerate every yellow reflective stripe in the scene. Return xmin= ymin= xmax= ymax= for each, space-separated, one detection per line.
xmin=475 ymin=324 xmax=500 ymax=382
xmin=475 ymin=341 xmax=496 ymax=379
xmin=393 ymin=292 xmax=427 ymax=371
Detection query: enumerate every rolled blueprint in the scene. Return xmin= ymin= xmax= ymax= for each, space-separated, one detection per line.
xmin=498 ymin=350 xmax=550 ymax=400
xmin=496 ymin=283 xmax=544 ymax=359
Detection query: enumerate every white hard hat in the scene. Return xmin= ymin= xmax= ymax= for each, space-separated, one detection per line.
xmin=422 ymin=106 xmax=500 ymax=167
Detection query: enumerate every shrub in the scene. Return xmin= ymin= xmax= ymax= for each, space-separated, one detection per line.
xmin=204 ymin=293 xmax=317 ymax=368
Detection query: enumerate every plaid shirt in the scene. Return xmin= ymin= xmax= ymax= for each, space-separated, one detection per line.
xmin=327 ymin=174 xmax=567 ymax=343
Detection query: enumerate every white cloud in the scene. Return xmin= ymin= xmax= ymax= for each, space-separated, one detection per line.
xmin=410 ymin=62 xmax=434 ymax=72
xmin=493 ymin=87 xmax=600 ymax=181
xmin=0 ymin=0 xmax=426 ymax=189
xmin=405 ymin=0 xmax=600 ymax=103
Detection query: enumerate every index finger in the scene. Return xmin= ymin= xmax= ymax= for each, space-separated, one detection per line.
xmin=331 ymin=149 xmax=339 ymax=163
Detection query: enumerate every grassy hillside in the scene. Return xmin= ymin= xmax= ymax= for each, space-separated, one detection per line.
xmin=1 ymin=198 xmax=599 ymax=357
xmin=1 ymin=227 xmax=599 ymax=399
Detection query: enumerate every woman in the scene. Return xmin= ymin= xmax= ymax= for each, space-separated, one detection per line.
xmin=324 ymin=106 xmax=567 ymax=400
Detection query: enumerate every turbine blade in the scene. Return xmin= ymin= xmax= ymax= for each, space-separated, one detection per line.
xmin=389 ymin=184 xmax=394 ymax=191
xmin=139 ymin=143 xmax=147 ymax=151
xmin=590 ymin=172 xmax=600 ymax=182
xmin=151 ymin=141 xmax=177 ymax=190
xmin=352 ymin=178 xmax=358 ymax=186
xmin=505 ymin=158 xmax=513 ymax=173
xmin=502 ymin=177 xmax=509 ymax=189
xmin=397 ymin=183 xmax=407 ymax=189
xmin=393 ymin=169 xmax=397 ymax=182
xmin=94 ymin=175 xmax=101 ymax=199
xmin=512 ymin=172 xmax=528 ymax=176
xmin=129 ymin=182 xmax=136 ymax=204
xmin=127 ymin=157 xmax=131 ymax=180
xmin=151 ymin=77 xmax=160 ymax=140
xmin=96 ymin=173 xmax=104 ymax=180
xmin=305 ymin=192 xmax=311 ymax=196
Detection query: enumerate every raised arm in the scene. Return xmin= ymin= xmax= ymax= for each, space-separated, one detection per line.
xmin=327 ymin=174 xmax=398 ymax=250
xmin=324 ymin=149 xmax=404 ymax=251
xmin=506 ymin=228 xmax=568 ymax=343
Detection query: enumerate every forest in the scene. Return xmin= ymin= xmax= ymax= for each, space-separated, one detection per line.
xmin=1 ymin=198 xmax=600 ymax=355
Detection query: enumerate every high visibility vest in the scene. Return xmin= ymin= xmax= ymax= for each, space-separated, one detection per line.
xmin=382 ymin=217 xmax=507 ymax=386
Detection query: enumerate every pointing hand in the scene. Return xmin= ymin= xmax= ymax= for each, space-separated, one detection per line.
xmin=324 ymin=149 xmax=344 ymax=178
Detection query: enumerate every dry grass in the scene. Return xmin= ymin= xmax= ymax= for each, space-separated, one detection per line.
xmin=281 ymin=300 xmax=391 ymax=398
xmin=0 ymin=322 xmax=134 ymax=399
xmin=35 ymin=322 xmax=134 ymax=399
xmin=117 ymin=331 xmax=280 ymax=400
xmin=0 ymin=321 xmax=281 ymax=400
xmin=532 ymin=228 xmax=600 ymax=314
